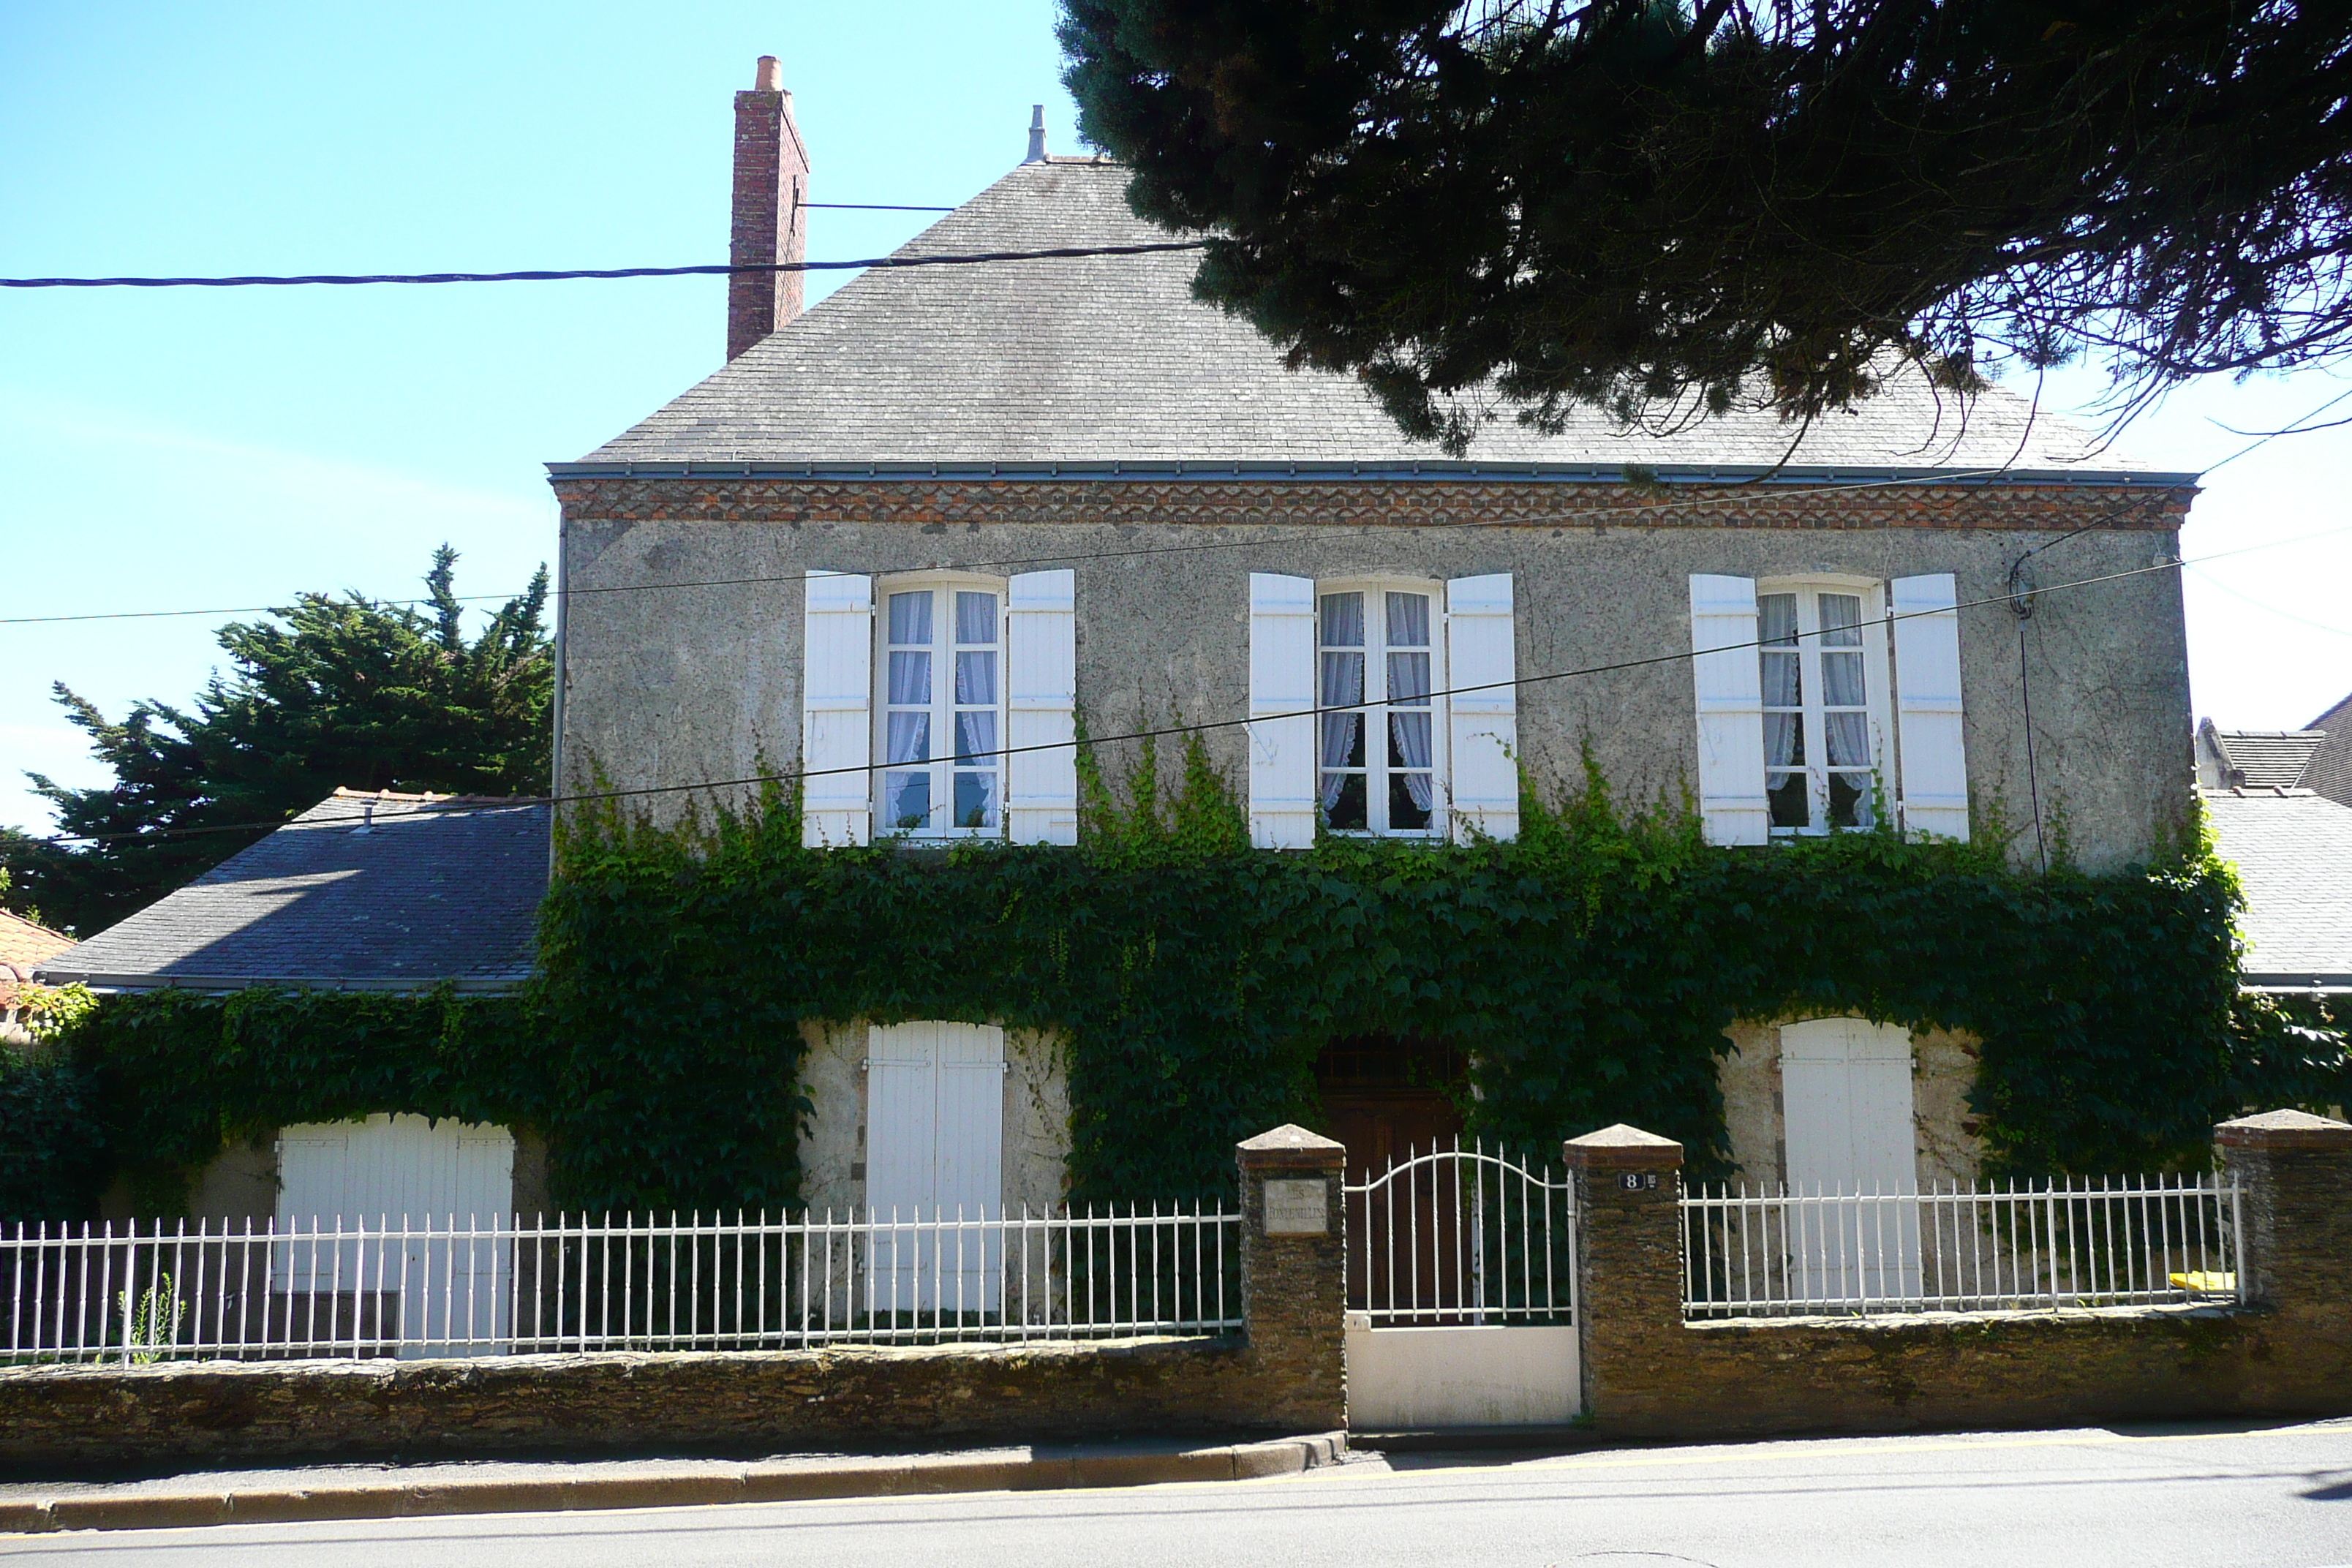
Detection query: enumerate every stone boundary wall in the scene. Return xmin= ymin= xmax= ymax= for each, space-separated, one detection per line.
xmin=551 ymin=475 xmax=2191 ymax=532
xmin=1564 ymin=1112 xmax=2352 ymax=1439
xmin=0 ymin=1129 xmax=1349 ymax=1469
xmin=0 ymin=1337 xmax=1262 ymax=1469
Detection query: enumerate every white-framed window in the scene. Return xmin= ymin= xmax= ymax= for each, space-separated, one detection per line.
xmin=1756 ymin=580 xmax=1894 ymax=834
xmin=1248 ymin=573 xmax=1517 ymax=850
xmin=801 ymin=569 xmax=1077 ymax=850
xmin=1316 ymin=580 xmax=1445 ymax=836
xmin=1688 ymin=571 xmax=1964 ymax=848
xmin=878 ymin=576 xmax=1005 ymax=837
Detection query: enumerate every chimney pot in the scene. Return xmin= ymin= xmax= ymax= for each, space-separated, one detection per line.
xmin=728 ymin=58 xmax=812 ymax=361
xmin=1025 ymin=105 xmax=1047 ymax=165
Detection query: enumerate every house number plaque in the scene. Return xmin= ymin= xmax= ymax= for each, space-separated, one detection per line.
xmin=1263 ymin=1179 xmax=1330 ymax=1235
xmin=1618 ymin=1172 xmax=1659 ymax=1191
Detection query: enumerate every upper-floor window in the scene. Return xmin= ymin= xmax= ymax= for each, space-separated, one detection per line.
xmin=1318 ymin=582 xmax=1444 ymax=837
xmin=1691 ymin=570 xmax=1970 ymax=850
xmin=1758 ymin=584 xmax=1888 ymax=832
xmin=881 ymin=577 xmax=1003 ymax=837
xmin=1246 ymin=572 xmax=1518 ymax=851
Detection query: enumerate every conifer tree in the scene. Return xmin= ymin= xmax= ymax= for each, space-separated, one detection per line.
xmin=0 ymin=548 xmax=551 ymax=935
xmin=1062 ymin=0 xmax=2352 ymax=452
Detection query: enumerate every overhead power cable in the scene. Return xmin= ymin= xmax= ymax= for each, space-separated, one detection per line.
xmin=0 ymin=240 xmax=1209 ymax=290
xmin=0 ymin=464 xmax=2167 ymax=629
xmin=24 ymin=522 xmax=2349 ymax=851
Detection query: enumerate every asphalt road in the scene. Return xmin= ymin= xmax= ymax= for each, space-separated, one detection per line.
xmin=7 ymin=1420 xmax=2348 ymax=1567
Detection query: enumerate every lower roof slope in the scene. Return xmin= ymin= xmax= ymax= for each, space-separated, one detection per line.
xmin=568 ymin=160 xmax=2179 ymax=483
xmin=2203 ymin=788 xmax=2352 ymax=989
xmin=37 ymin=791 xmax=549 ymax=993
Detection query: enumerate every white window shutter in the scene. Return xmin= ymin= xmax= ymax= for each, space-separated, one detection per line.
xmin=1248 ymin=573 xmax=1317 ymax=850
xmin=1890 ymin=573 xmax=1970 ymax=842
xmin=1444 ymin=573 xmax=1519 ymax=843
xmin=1689 ymin=575 xmax=1769 ymax=846
xmin=1005 ymin=570 xmax=1078 ymax=846
xmin=801 ymin=570 xmax=873 ymax=848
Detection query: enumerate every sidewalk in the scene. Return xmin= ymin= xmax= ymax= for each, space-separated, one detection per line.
xmin=0 ymin=1432 xmax=1349 ymax=1534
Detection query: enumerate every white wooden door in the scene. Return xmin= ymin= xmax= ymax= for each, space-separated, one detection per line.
xmin=274 ymin=1114 xmax=514 ymax=1356
xmin=866 ymin=1022 xmax=1006 ymax=1315
xmin=1779 ymin=1019 xmax=1923 ymax=1303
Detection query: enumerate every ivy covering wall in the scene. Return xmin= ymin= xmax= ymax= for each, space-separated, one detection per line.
xmin=23 ymin=742 xmax=2342 ymax=1223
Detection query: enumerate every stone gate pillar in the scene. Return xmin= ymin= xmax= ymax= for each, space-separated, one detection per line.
xmin=1236 ymin=1125 xmax=1346 ymax=1432
xmin=2216 ymin=1109 xmax=2352 ymax=1327
xmin=1563 ymin=1123 xmax=1686 ymax=1428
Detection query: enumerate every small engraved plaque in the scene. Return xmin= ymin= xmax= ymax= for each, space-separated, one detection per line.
xmin=1263 ymin=1178 xmax=1329 ymax=1235
xmin=1618 ymin=1172 xmax=1659 ymax=1191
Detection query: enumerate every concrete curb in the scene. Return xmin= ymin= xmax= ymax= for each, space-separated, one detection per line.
xmin=0 ymin=1433 xmax=1347 ymax=1534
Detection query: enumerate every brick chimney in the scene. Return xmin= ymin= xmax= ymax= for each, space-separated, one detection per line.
xmin=727 ymin=56 xmax=810 ymax=362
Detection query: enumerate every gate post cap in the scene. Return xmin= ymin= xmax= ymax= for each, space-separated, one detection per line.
xmin=1237 ymin=1124 xmax=1346 ymax=1171
xmin=2216 ymin=1108 xmax=2352 ymax=1150
xmin=1561 ymin=1124 xmax=1684 ymax=1170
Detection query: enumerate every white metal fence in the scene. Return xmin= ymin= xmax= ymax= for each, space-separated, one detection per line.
xmin=2 ymin=1203 xmax=1240 ymax=1364
xmin=1681 ymin=1175 xmax=2246 ymax=1319
xmin=1343 ymin=1142 xmax=1576 ymax=1326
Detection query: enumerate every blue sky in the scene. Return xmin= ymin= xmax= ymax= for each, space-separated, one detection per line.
xmin=3 ymin=1 xmax=2349 ymax=839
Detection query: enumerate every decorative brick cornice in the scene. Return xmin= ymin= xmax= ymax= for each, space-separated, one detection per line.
xmin=550 ymin=475 xmax=2193 ymax=532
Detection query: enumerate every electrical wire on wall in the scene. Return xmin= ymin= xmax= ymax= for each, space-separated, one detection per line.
xmin=2005 ymin=551 xmax=2048 ymax=875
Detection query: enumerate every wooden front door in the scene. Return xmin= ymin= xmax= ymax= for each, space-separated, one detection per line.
xmin=1316 ymin=1033 xmax=1466 ymax=1316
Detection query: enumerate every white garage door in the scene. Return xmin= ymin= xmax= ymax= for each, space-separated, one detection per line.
xmin=866 ymin=1022 xmax=1005 ymax=1314
xmin=275 ymin=1114 xmax=514 ymax=1356
xmin=1780 ymin=1019 xmax=1922 ymax=1303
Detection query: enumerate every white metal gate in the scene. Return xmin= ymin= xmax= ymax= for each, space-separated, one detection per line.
xmin=1342 ymin=1140 xmax=1580 ymax=1430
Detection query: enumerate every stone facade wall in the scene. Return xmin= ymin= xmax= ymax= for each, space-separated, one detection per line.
xmin=1716 ymin=1019 xmax=1986 ymax=1190
xmin=1567 ymin=1112 xmax=2352 ymax=1439
xmin=554 ymin=476 xmax=2193 ymax=871
xmin=796 ymin=1019 xmax=1071 ymax=1218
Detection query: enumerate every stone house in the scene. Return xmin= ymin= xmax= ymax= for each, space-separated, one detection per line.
xmin=546 ymin=64 xmax=2204 ymax=1222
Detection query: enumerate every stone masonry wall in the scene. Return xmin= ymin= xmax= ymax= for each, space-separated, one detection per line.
xmin=555 ymin=476 xmax=2192 ymax=871
xmin=1567 ymin=1112 xmax=2352 ymax=1440
xmin=0 ymin=1338 xmax=1263 ymax=1469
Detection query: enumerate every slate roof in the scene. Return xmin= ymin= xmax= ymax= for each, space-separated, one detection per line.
xmin=2202 ymin=789 xmax=2352 ymax=988
xmin=561 ymin=159 xmax=2184 ymax=483
xmin=2306 ymin=689 xmax=2352 ymax=809
xmin=35 ymin=791 xmax=549 ymax=993
xmin=2200 ymin=723 xmax=2327 ymax=791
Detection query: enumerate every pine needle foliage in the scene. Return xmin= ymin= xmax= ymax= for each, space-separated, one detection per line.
xmin=1061 ymin=0 xmax=2352 ymax=452
xmin=1 ymin=548 xmax=551 ymax=935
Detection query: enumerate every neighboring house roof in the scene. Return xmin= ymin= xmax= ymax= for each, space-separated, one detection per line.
xmin=2305 ymin=689 xmax=2352 ymax=809
xmin=35 ymin=790 xmax=549 ymax=994
xmin=557 ymin=159 xmax=2184 ymax=486
xmin=2196 ymin=719 xmax=2328 ymax=791
xmin=1 ymin=908 xmax=75 ymax=1010
xmin=2201 ymin=788 xmax=2352 ymax=990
